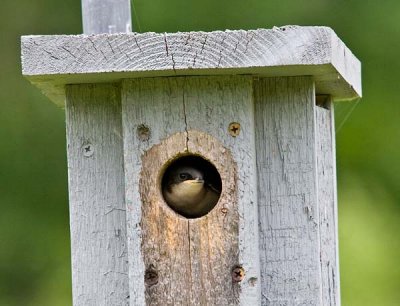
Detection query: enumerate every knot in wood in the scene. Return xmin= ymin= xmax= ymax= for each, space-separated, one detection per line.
xmin=137 ymin=124 xmax=151 ymax=141
xmin=144 ymin=266 xmax=159 ymax=286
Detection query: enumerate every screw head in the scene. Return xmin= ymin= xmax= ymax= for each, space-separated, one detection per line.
xmin=232 ymin=265 xmax=245 ymax=282
xmin=228 ymin=122 xmax=241 ymax=137
xmin=82 ymin=144 xmax=94 ymax=157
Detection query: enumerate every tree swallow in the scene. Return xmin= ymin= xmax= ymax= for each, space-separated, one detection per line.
xmin=162 ymin=164 xmax=221 ymax=218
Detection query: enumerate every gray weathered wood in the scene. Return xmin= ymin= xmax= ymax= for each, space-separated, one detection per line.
xmin=316 ymin=101 xmax=341 ymax=306
xmin=82 ymin=0 xmax=131 ymax=34
xmin=66 ymin=84 xmax=129 ymax=306
xmin=21 ymin=26 xmax=361 ymax=105
xmin=63 ymin=76 xmax=342 ymax=305
xmin=183 ymin=77 xmax=261 ymax=305
xmin=121 ymin=76 xmax=260 ymax=305
xmin=254 ymin=77 xmax=330 ymax=305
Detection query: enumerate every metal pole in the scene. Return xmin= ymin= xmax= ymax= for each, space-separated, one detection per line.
xmin=82 ymin=0 xmax=132 ymax=34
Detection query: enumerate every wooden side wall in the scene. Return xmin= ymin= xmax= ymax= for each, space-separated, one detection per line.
xmin=66 ymin=84 xmax=129 ymax=306
xmin=254 ymin=77 xmax=340 ymax=305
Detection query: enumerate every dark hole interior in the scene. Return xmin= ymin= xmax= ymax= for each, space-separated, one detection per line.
xmin=161 ymin=155 xmax=222 ymax=218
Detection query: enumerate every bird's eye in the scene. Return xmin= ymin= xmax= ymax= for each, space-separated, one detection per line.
xmin=179 ymin=173 xmax=192 ymax=180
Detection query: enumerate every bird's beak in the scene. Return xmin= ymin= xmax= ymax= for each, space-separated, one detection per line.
xmin=188 ymin=178 xmax=204 ymax=184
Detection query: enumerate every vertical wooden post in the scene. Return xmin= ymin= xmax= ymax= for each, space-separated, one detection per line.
xmin=21 ymin=27 xmax=361 ymax=305
xmin=254 ymin=77 xmax=340 ymax=305
xmin=316 ymin=99 xmax=341 ymax=306
xmin=82 ymin=0 xmax=132 ymax=34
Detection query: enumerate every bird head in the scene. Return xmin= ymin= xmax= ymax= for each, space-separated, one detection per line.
xmin=164 ymin=166 xmax=205 ymax=199
xmin=161 ymin=157 xmax=221 ymax=218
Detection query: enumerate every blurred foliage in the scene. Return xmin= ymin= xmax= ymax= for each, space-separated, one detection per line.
xmin=0 ymin=0 xmax=399 ymax=305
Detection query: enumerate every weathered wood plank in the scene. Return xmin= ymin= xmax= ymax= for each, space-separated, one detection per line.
xmin=254 ymin=77 xmax=323 ymax=305
xmin=121 ymin=76 xmax=260 ymax=305
xmin=183 ymin=77 xmax=260 ymax=305
xmin=139 ymin=131 xmax=239 ymax=306
xmin=21 ymin=26 xmax=361 ymax=105
xmin=316 ymin=102 xmax=341 ymax=306
xmin=66 ymin=84 xmax=129 ymax=306
xmin=122 ymin=78 xmax=177 ymax=305
xmin=82 ymin=0 xmax=132 ymax=34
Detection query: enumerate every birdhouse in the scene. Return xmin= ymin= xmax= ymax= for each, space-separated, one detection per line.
xmin=21 ymin=26 xmax=361 ymax=305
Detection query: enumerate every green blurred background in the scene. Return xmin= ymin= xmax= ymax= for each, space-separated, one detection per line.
xmin=1 ymin=0 xmax=399 ymax=305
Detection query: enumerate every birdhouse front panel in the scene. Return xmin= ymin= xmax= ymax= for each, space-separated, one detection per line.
xmin=121 ymin=76 xmax=260 ymax=305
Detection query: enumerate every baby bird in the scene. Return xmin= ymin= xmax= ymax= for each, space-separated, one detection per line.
xmin=162 ymin=164 xmax=220 ymax=218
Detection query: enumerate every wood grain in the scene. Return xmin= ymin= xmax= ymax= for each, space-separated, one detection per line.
xmin=182 ymin=77 xmax=261 ymax=306
xmin=65 ymin=84 xmax=129 ymax=305
xmin=121 ymin=76 xmax=260 ymax=305
xmin=316 ymin=102 xmax=341 ymax=306
xmin=62 ymin=74 xmax=341 ymax=305
xmin=139 ymin=131 xmax=239 ymax=306
xmin=21 ymin=26 xmax=361 ymax=105
xmin=255 ymin=77 xmax=323 ymax=305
